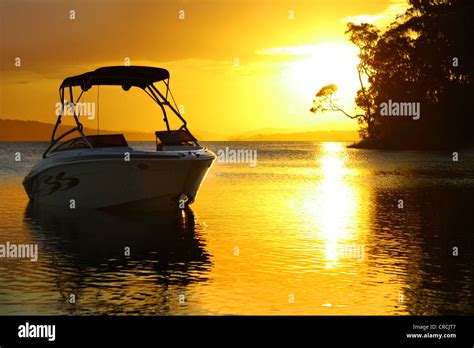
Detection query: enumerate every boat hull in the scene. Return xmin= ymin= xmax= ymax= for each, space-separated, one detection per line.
xmin=23 ymin=151 xmax=214 ymax=212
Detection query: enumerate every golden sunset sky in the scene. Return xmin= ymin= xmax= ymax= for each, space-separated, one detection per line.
xmin=0 ymin=0 xmax=407 ymax=138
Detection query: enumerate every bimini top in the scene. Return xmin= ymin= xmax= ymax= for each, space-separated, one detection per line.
xmin=60 ymin=66 xmax=170 ymax=90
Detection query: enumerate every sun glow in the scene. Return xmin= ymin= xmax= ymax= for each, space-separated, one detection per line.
xmin=284 ymin=43 xmax=361 ymax=103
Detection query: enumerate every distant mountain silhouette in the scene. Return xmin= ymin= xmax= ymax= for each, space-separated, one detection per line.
xmin=230 ymin=129 xmax=358 ymax=142
xmin=0 ymin=119 xmax=154 ymax=141
xmin=0 ymin=119 xmax=359 ymax=142
xmin=0 ymin=119 xmax=221 ymax=141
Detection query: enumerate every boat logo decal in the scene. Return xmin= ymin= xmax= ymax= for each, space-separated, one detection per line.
xmin=41 ymin=172 xmax=79 ymax=195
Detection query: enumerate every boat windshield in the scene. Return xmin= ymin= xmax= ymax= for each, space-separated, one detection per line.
xmin=51 ymin=134 xmax=129 ymax=153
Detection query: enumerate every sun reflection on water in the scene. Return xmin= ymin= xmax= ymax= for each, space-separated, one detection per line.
xmin=303 ymin=142 xmax=363 ymax=268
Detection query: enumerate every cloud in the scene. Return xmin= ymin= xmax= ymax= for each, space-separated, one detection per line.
xmin=255 ymin=45 xmax=317 ymax=57
xmin=255 ymin=43 xmax=358 ymax=58
xmin=341 ymin=0 xmax=409 ymax=26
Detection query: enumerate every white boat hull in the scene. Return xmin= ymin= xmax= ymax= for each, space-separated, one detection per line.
xmin=23 ymin=149 xmax=215 ymax=211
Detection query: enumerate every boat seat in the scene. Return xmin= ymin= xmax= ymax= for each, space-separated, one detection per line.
xmin=155 ymin=130 xmax=195 ymax=145
xmin=86 ymin=134 xmax=128 ymax=148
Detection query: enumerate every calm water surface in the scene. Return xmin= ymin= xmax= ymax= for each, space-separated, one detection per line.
xmin=0 ymin=141 xmax=473 ymax=315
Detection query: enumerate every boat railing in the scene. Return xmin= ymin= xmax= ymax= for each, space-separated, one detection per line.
xmin=44 ymin=67 xmax=196 ymax=157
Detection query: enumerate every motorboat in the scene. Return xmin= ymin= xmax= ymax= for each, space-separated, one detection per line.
xmin=23 ymin=66 xmax=215 ymax=211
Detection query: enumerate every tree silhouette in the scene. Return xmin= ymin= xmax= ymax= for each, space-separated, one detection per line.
xmin=311 ymin=0 xmax=474 ymax=149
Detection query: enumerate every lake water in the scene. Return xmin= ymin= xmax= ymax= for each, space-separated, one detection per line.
xmin=0 ymin=141 xmax=473 ymax=315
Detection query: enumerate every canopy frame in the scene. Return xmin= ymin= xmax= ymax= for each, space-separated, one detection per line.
xmin=43 ymin=66 xmax=197 ymax=158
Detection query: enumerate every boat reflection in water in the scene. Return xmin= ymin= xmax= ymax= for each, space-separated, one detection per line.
xmin=23 ymin=203 xmax=211 ymax=315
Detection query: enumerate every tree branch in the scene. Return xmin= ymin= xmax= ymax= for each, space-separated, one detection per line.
xmin=328 ymin=96 xmax=365 ymax=119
